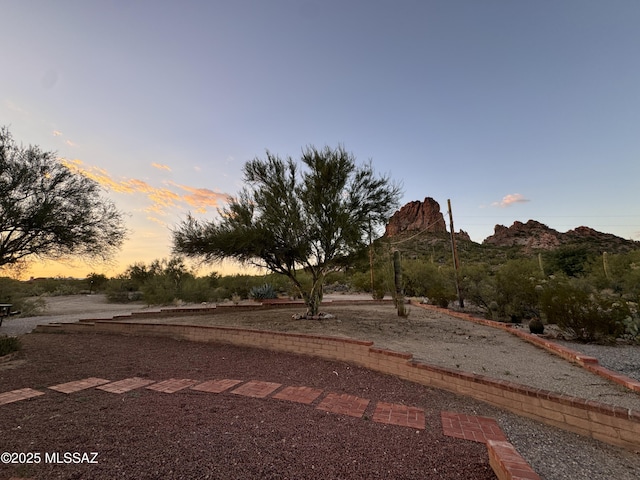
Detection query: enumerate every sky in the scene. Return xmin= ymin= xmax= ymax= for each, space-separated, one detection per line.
xmin=2 ymin=0 xmax=639 ymax=279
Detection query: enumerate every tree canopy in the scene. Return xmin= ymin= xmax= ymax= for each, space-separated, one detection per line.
xmin=0 ymin=126 xmax=127 ymax=271
xmin=173 ymin=145 xmax=402 ymax=315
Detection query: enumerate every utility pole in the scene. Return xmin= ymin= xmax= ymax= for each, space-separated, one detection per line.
xmin=447 ymin=199 xmax=464 ymax=309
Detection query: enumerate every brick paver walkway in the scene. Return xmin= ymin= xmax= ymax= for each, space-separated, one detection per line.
xmin=0 ymin=388 xmax=45 ymax=406
xmin=316 ymin=392 xmax=370 ymax=418
xmin=190 ymin=378 xmax=243 ymax=393
xmin=373 ymin=401 xmax=426 ymax=429
xmin=146 ymin=378 xmax=199 ymax=393
xmin=1 ymin=375 xmax=538 ymax=477
xmin=272 ymin=385 xmax=324 ymax=404
xmin=441 ymin=411 xmax=508 ymax=443
xmin=230 ymin=380 xmax=282 ymax=398
xmin=97 ymin=377 xmax=156 ymax=393
xmin=48 ymin=377 xmax=111 ymax=394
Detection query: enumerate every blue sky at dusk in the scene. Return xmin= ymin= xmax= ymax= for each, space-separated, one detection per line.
xmin=2 ymin=0 xmax=639 ymax=278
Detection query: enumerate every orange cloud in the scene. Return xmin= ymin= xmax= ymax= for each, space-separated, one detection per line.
xmin=151 ymin=162 xmax=171 ymax=171
xmin=58 ymin=158 xmax=231 ymax=216
xmin=492 ymin=193 xmax=530 ymax=208
xmin=170 ymin=182 xmax=231 ymax=213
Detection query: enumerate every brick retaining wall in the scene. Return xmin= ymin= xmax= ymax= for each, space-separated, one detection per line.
xmin=35 ymin=319 xmax=640 ymax=452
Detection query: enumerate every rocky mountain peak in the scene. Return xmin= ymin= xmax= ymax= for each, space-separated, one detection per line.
xmin=385 ymin=197 xmax=447 ymax=236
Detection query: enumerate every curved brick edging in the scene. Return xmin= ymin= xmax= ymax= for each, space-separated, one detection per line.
xmin=34 ymin=319 xmax=640 ymax=452
xmin=487 ymin=440 xmax=541 ymax=480
xmin=410 ymin=301 xmax=640 ymax=393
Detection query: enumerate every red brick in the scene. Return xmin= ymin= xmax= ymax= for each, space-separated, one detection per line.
xmin=49 ymin=377 xmax=111 ymax=394
xmin=230 ymin=380 xmax=282 ymax=398
xmin=373 ymin=402 xmax=425 ymax=429
xmin=191 ymin=379 xmax=243 ymax=393
xmin=272 ymin=385 xmax=323 ymax=404
xmin=146 ymin=378 xmax=199 ymax=393
xmin=0 ymin=388 xmax=45 ymax=405
xmin=97 ymin=377 xmax=156 ymax=394
xmin=441 ymin=411 xmax=507 ymax=444
xmin=316 ymin=392 xmax=369 ymax=418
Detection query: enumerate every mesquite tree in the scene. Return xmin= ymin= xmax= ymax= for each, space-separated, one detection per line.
xmin=173 ymin=145 xmax=401 ymax=316
xmin=0 ymin=126 xmax=127 ymax=270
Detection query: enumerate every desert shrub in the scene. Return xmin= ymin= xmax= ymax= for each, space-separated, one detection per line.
xmin=13 ymin=297 xmax=46 ymax=316
xmin=104 ymin=276 xmax=141 ymax=303
xmin=27 ymin=277 xmax=85 ymax=296
xmin=0 ymin=336 xmax=21 ymax=356
xmin=176 ymin=276 xmax=213 ymax=303
xmin=349 ymin=267 xmax=390 ymax=298
xmin=218 ymin=275 xmax=257 ymax=300
xmin=210 ymin=287 xmax=230 ymax=302
xmin=401 ymin=260 xmax=456 ymax=306
xmin=86 ymin=273 xmax=109 ymax=292
xmin=250 ymin=283 xmax=278 ymax=300
xmin=140 ymin=275 xmax=182 ymax=305
xmin=0 ymin=276 xmax=31 ymax=301
xmin=494 ymin=259 xmax=542 ymax=322
xmin=620 ymin=310 xmax=640 ymax=343
xmin=460 ymin=263 xmax=496 ymax=315
xmin=543 ymin=245 xmax=593 ymax=277
xmin=539 ymin=277 xmax=627 ymax=342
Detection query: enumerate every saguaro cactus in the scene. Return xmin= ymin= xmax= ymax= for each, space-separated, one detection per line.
xmin=393 ymin=249 xmax=407 ymax=317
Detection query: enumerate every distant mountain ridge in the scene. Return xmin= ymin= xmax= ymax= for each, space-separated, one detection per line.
xmin=483 ymin=220 xmax=640 ymax=253
xmin=385 ymin=198 xmax=639 ymax=253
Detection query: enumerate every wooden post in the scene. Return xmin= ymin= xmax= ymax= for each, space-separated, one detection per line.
xmin=447 ymin=199 xmax=464 ymax=309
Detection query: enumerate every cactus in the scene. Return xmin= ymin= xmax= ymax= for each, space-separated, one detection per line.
xmin=249 ymin=283 xmax=278 ymax=300
xmin=529 ymin=317 xmax=544 ymax=335
xmin=393 ymin=250 xmax=407 ymax=317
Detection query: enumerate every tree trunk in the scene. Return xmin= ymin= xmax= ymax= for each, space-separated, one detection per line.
xmin=304 ymin=274 xmax=325 ymax=316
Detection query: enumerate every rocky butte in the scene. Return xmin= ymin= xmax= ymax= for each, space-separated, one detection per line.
xmin=483 ymin=220 xmax=640 ymax=253
xmin=385 ymin=197 xmax=447 ymax=236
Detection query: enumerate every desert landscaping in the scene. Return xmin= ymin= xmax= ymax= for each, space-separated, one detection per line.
xmin=2 ymin=294 xmax=640 ymax=479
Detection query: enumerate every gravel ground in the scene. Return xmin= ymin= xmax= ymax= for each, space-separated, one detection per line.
xmin=2 ymin=295 xmax=640 ymax=479
xmin=555 ymin=341 xmax=640 ymax=382
xmin=1 ymin=334 xmax=496 ymax=480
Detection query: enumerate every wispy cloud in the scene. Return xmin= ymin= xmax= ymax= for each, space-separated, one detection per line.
xmin=59 ymin=158 xmax=230 ymax=216
xmin=491 ymin=193 xmax=530 ymax=208
xmin=170 ymin=182 xmax=232 ymax=213
xmin=151 ymin=162 xmax=171 ymax=171
xmin=52 ymin=130 xmax=63 ymax=136
xmin=65 ymin=139 xmax=76 ymax=147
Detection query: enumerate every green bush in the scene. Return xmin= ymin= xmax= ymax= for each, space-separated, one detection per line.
xmin=14 ymin=297 xmax=46 ymax=316
xmin=460 ymin=263 xmax=496 ymax=316
xmin=539 ymin=277 xmax=627 ymax=342
xmin=402 ymin=260 xmax=456 ymax=306
xmin=104 ymin=277 xmax=141 ymax=303
xmin=494 ymin=259 xmax=542 ymax=322
xmin=0 ymin=336 xmax=21 ymax=356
